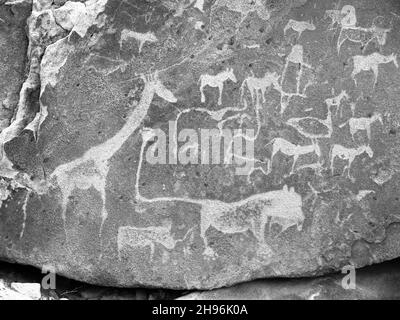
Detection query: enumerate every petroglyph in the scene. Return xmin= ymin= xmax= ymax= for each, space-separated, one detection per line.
xmin=325 ymin=90 xmax=350 ymax=117
xmin=136 ymin=132 xmax=304 ymax=259
xmin=355 ymin=190 xmax=375 ymax=201
xmin=199 ymin=68 xmax=237 ymax=105
xmin=329 ymin=5 xmax=392 ymax=53
xmin=212 ymin=0 xmax=271 ymax=23
xmin=284 ymin=19 xmax=316 ymax=39
xmin=240 ymin=71 xmax=281 ymax=105
xmin=192 ymin=0 xmax=205 ymax=12
xmin=340 ymin=113 xmax=383 ymax=140
xmin=286 ymin=98 xmax=335 ymax=142
xmin=19 ymin=190 xmax=31 ymax=239
xmin=119 ymin=29 xmax=158 ymax=54
xmin=117 ymin=222 xmax=194 ymax=261
xmin=50 ymin=72 xmax=177 ymax=235
xmin=199 ymin=186 xmax=303 ymax=258
xmin=352 ymin=52 xmax=398 ymax=87
xmin=268 ymin=138 xmax=321 ymax=174
xmin=330 ymin=144 xmax=374 ymax=179
xmin=324 ymin=8 xmax=344 ymax=31
xmin=279 ymin=45 xmax=313 ymax=114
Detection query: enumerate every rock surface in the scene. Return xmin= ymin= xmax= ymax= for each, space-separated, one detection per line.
xmin=1 ymin=0 xmax=400 ymax=289
xmin=178 ymin=258 xmax=400 ymax=300
xmin=0 ymin=280 xmax=41 ymax=300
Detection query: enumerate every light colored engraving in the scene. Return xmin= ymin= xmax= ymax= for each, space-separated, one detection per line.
xmin=212 ymin=0 xmax=271 ymax=23
xmin=19 ymin=190 xmax=32 ymax=239
xmin=285 ymin=44 xmax=312 ymax=69
xmin=199 ymin=185 xmax=303 ymax=258
xmin=352 ymin=52 xmax=398 ymax=87
xmin=117 ymin=222 xmax=194 ymax=260
xmin=119 ymin=29 xmax=158 ymax=54
xmin=240 ymin=71 xmax=281 ymax=106
xmin=330 ymin=144 xmax=374 ymax=179
xmin=340 ymin=112 xmax=383 ymax=140
xmin=193 ymin=0 xmax=205 ymax=12
xmin=286 ymin=98 xmax=335 ymax=142
xmin=236 ymin=71 xmax=281 ymax=142
xmin=325 ymin=89 xmax=350 ymax=117
xmin=355 ymin=190 xmax=375 ymax=201
xmin=136 ymin=133 xmax=304 ymax=259
xmin=199 ymin=68 xmax=237 ymax=105
xmin=330 ymin=5 xmax=392 ymax=53
xmin=268 ymin=138 xmax=321 ymax=174
xmin=50 ymin=72 xmax=177 ymax=235
xmin=194 ymin=21 xmax=205 ymax=31
xmin=279 ymin=45 xmax=313 ymax=114
xmin=284 ymin=19 xmax=316 ymax=39
xmin=324 ymin=8 xmax=344 ymax=31
xmin=244 ymin=44 xmax=260 ymax=49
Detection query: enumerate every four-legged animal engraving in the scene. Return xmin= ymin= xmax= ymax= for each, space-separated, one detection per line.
xmin=330 ymin=144 xmax=374 ymax=179
xmin=199 ymin=186 xmax=304 ymax=258
xmin=117 ymin=221 xmax=194 ymax=260
xmin=240 ymin=71 xmax=281 ymax=105
xmin=51 ymin=72 xmax=177 ymax=235
xmin=54 ymin=6 xmax=393 ymax=261
xmin=199 ymin=68 xmax=237 ymax=105
xmin=340 ymin=112 xmax=383 ymax=141
xmin=351 ymin=53 xmax=398 ymax=87
xmin=325 ymin=90 xmax=350 ymax=117
xmin=268 ymin=138 xmax=321 ymax=174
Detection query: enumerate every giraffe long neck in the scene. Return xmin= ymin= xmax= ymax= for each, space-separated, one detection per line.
xmin=93 ymin=82 xmax=156 ymax=159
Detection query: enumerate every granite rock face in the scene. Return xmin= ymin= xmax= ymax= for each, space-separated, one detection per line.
xmin=0 ymin=0 xmax=400 ymax=289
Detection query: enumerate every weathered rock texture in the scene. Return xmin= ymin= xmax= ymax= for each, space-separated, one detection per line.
xmin=178 ymin=259 xmax=400 ymax=300
xmin=0 ymin=0 xmax=400 ymax=289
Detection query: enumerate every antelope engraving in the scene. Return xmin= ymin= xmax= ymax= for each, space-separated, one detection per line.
xmin=352 ymin=53 xmax=398 ymax=87
xmin=240 ymin=71 xmax=281 ymax=105
xmin=268 ymin=138 xmax=321 ymax=174
xmin=330 ymin=144 xmax=374 ymax=179
xmin=340 ymin=112 xmax=383 ymax=140
xmin=199 ymin=68 xmax=238 ymax=105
